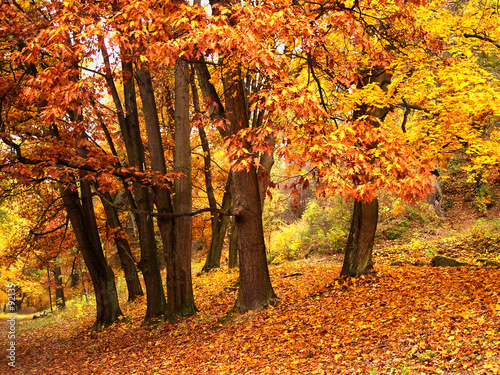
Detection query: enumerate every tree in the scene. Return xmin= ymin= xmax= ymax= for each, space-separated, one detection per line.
xmin=167 ymin=57 xmax=197 ymax=318
xmin=0 ymin=1 xmax=126 ymax=327
xmin=188 ymin=0 xmax=279 ymax=311
xmin=52 ymin=264 xmax=65 ymax=309
xmin=61 ymin=179 xmax=123 ymax=329
xmin=341 ymin=67 xmax=392 ymax=277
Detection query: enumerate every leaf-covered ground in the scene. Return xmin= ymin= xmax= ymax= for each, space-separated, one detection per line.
xmin=2 ymin=258 xmax=499 ymax=374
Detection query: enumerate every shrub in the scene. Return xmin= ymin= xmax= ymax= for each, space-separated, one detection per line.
xmin=266 ymin=198 xmax=349 ymax=264
xmin=382 ymin=219 xmax=410 ymax=240
xmin=472 ymin=184 xmax=495 ymax=214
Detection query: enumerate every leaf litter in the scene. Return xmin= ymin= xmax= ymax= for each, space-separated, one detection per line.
xmin=1 ymin=260 xmax=499 ymax=374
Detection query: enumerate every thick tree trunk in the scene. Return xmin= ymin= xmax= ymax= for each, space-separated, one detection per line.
xmin=102 ymin=41 xmax=167 ymax=322
xmin=341 ymin=199 xmax=378 ymax=277
xmin=167 ymin=58 xmax=197 ymax=319
xmin=136 ymin=60 xmax=196 ymax=320
xmin=100 ymin=196 xmax=144 ymax=301
xmin=61 ymin=181 xmax=122 ymax=329
xmin=224 ymin=66 xmax=276 ymax=312
xmin=53 ymin=265 xmax=66 ymax=309
xmin=232 ymin=166 xmax=276 ymax=311
xmin=193 ymin=23 xmax=275 ymax=308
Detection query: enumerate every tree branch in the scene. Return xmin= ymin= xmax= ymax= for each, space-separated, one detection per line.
xmin=464 ymin=32 xmax=500 ymax=50
xmin=30 ymin=220 xmax=68 ymax=237
xmin=95 ymin=190 xmax=233 ymax=218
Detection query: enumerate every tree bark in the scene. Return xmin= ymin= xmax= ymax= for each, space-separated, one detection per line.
xmin=193 ymin=19 xmax=276 ymax=308
xmin=136 ymin=59 xmax=197 ymax=320
xmin=167 ymin=58 xmax=197 ymax=319
xmin=201 ymin=174 xmax=234 ymax=273
xmin=341 ymin=199 xmax=378 ymax=277
xmin=257 ymin=136 xmax=275 ymax=209
xmin=61 ymin=181 xmax=122 ymax=329
xmin=112 ymin=55 xmax=167 ymax=323
xmin=232 ymin=165 xmax=276 ymax=311
xmin=100 ymin=195 xmax=144 ymax=301
xmin=191 ymin=66 xmax=234 ymax=274
xmin=228 ymin=217 xmax=238 ymax=268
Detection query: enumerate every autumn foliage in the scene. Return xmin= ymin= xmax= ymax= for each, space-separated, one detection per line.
xmin=1 ymin=0 xmax=500 ymax=372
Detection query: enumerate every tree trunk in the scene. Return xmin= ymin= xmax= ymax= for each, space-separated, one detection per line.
xmin=427 ymin=173 xmax=445 ymax=216
xmin=136 ymin=60 xmax=196 ymax=320
xmin=191 ymin=65 xmax=233 ymax=274
xmin=232 ymin=165 xmax=276 ymax=311
xmin=228 ymin=217 xmax=238 ymax=268
xmin=47 ymin=268 xmax=53 ymax=313
xmin=257 ymin=136 xmax=275 ymax=209
xmin=120 ymin=57 xmax=167 ymax=323
xmin=61 ymin=181 xmax=122 ymax=329
xmin=102 ymin=39 xmax=167 ymax=322
xmin=341 ymin=199 xmax=378 ymax=277
xmin=14 ymin=287 xmax=25 ymax=312
xmin=205 ymin=137 xmax=273 ymax=274
xmin=192 ymin=16 xmax=275 ymax=308
xmin=100 ymin=196 xmax=144 ymax=301
xmin=53 ymin=265 xmax=66 ymax=309
xmin=340 ymin=66 xmax=392 ymax=277
xmin=201 ymin=174 xmax=234 ymax=273
xmin=223 ymin=65 xmax=276 ymax=312
xmin=166 ymin=58 xmax=197 ymax=319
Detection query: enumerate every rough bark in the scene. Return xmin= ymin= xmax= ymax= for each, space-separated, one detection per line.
xmin=136 ymin=57 xmax=197 ymax=320
xmin=61 ymin=181 xmax=122 ymax=329
xmin=232 ymin=165 xmax=276 ymax=311
xmin=228 ymin=217 xmax=238 ymax=268
xmin=167 ymin=58 xmax=197 ymax=319
xmin=107 ymin=52 xmax=166 ymax=323
xmin=341 ymin=199 xmax=378 ymax=277
xmin=193 ymin=15 xmax=275 ymax=308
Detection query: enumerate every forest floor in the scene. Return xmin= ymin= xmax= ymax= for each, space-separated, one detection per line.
xmin=1 ymin=176 xmax=500 ymax=374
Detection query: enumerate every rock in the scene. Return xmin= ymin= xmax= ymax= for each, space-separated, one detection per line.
xmin=431 ymin=256 xmax=471 ymax=267
xmin=477 ymin=259 xmax=500 ymax=267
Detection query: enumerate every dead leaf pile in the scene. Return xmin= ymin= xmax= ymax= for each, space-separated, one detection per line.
xmin=1 ymin=261 xmax=499 ymax=374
